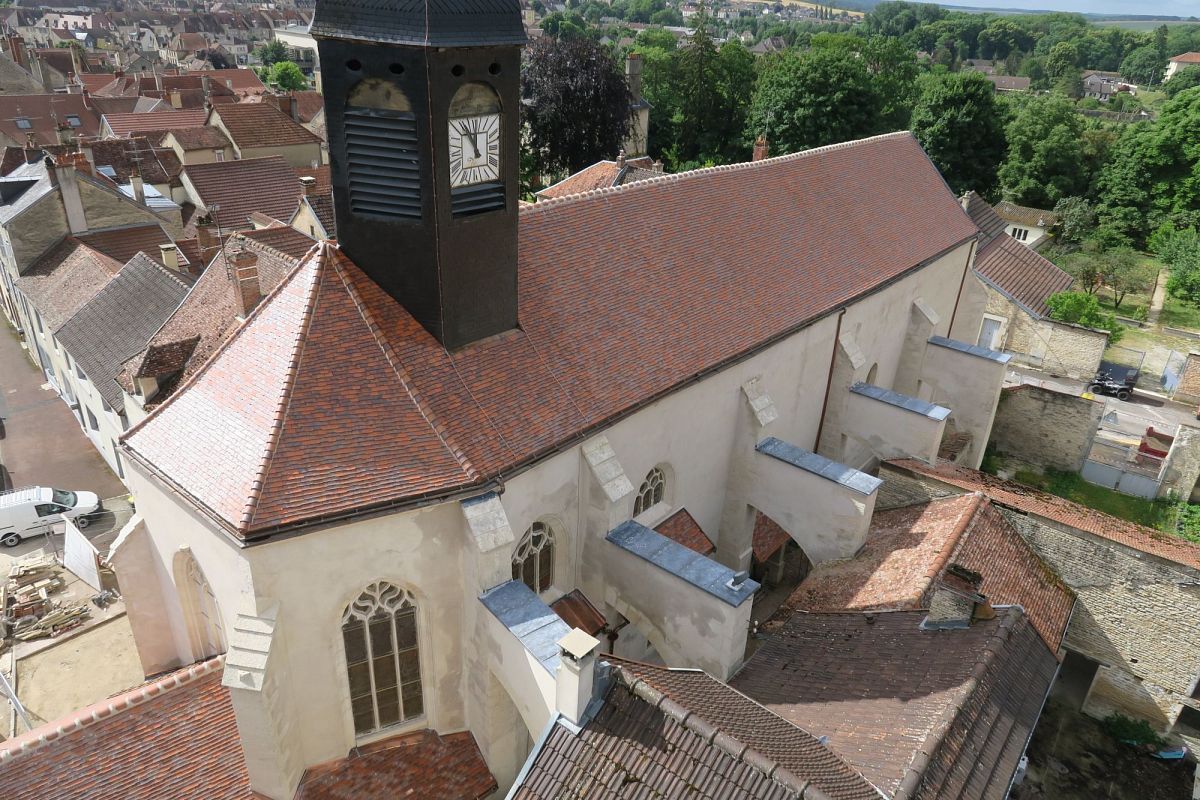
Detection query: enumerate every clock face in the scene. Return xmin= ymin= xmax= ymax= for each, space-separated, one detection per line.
xmin=449 ymin=114 xmax=501 ymax=188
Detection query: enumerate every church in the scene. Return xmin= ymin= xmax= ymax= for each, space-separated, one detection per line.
xmin=0 ymin=1 xmax=1027 ymax=797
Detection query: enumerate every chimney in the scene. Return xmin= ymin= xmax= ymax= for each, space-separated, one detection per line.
xmin=923 ymin=564 xmax=993 ymax=630
xmin=66 ymin=71 xmax=80 ymax=93
xmin=230 ymin=249 xmax=261 ymax=318
xmin=555 ymin=628 xmax=600 ymax=726
xmin=50 ymin=154 xmax=87 ymax=234
xmin=169 ymin=88 xmax=182 ymax=108
xmin=130 ymin=163 xmax=145 ymax=204
xmin=752 ymin=135 xmax=769 ymax=162
xmin=625 ymin=52 xmax=643 ymax=103
xmin=81 ymin=88 xmax=91 ymax=109
xmin=615 ymin=149 xmax=626 ymax=169
xmin=159 ymin=243 xmax=181 ymax=272
xmin=196 ymin=222 xmax=220 ymax=263
xmin=288 ymin=94 xmax=298 ymax=123
xmin=225 ymin=78 xmax=233 ymax=90
xmin=114 ymin=68 xmax=124 ymax=80
xmin=299 ymin=175 xmax=317 ymax=196
xmin=652 ymin=159 xmax=664 ymax=173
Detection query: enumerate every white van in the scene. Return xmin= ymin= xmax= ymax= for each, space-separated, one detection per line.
xmin=0 ymin=487 xmax=101 ymax=547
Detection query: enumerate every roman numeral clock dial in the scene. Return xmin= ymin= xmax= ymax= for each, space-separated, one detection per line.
xmin=449 ymin=114 xmax=501 ymax=188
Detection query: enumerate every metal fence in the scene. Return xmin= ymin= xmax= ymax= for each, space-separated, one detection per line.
xmin=1080 ymin=409 xmax=1172 ymax=499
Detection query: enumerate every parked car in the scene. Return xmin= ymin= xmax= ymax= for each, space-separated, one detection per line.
xmin=0 ymin=487 xmax=101 ymax=547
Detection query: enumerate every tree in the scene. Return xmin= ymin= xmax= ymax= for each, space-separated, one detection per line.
xmin=1045 ymin=40 xmax=1078 ymax=79
xmin=522 ymin=36 xmax=632 ymax=176
xmin=909 ymin=71 xmax=1006 ymax=196
xmin=1165 ymin=248 xmax=1200 ymax=309
xmin=1052 ymin=197 xmax=1097 ymax=245
xmin=1100 ymin=248 xmax=1154 ymax=309
xmin=267 ymin=61 xmax=307 ymax=92
xmin=997 ymin=94 xmax=1087 ymax=208
xmin=1119 ymin=45 xmax=1166 ymax=86
xmin=256 ymin=39 xmax=287 ymax=68
xmin=1045 ymin=291 xmax=1124 ymax=344
xmin=746 ymin=47 xmax=884 ymax=154
xmin=1165 ymin=66 xmax=1200 ymax=98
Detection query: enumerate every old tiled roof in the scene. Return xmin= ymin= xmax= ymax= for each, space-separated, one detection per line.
xmin=211 ymin=102 xmax=322 ymax=149
xmin=163 ymin=125 xmax=232 ymax=151
xmin=974 ymin=233 xmax=1073 ymax=318
xmin=56 ymin=253 xmax=190 ymax=408
xmin=0 ymin=94 xmax=100 ymax=145
xmin=961 ymin=191 xmax=1006 ymax=244
xmin=513 ymin=660 xmax=878 ymax=800
xmin=125 ymin=132 xmax=980 ymax=539
xmin=994 ymin=200 xmax=1058 ymax=229
xmin=293 ymin=90 xmax=325 ymax=123
xmin=103 ymin=108 xmax=208 ymax=137
xmin=549 ymin=588 xmax=607 ymax=635
xmin=76 ymin=223 xmax=172 ymax=268
xmin=752 ymin=510 xmax=792 ymax=563
xmin=310 ymin=0 xmax=526 ymax=47
xmin=16 ymin=239 xmax=123 ymax=332
xmin=308 ymin=193 xmax=335 ymax=236
xmin=732 ymin=607 xmax=1058 ymax=799
xmin=294 ymin=165 xmax=331 ymax=190
xmin=536 ymin=158 xmax=660 ymax=200
xmin=654 ymin=508 xmax=714 ymax=555
xmin=183 ymin=156 xmax=305 ymax=231
xmin=887 ymin=459 xmax=1200 ymax=571
xmin=294 ymin=729 xmax=496 ymax=800
xmin=781 ymin=494 xmax=1074 ymax=651
xmin=1171 ymin=52 xmax=1200 ymax=64
xmin=0 ymin=658 xmax=254 ymax=799
xmin=987 ymin=75 xmax=1031 ymax=91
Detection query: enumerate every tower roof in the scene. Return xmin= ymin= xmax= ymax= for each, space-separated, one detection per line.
xmin=310 ymin=0 xmax=526 ymax=48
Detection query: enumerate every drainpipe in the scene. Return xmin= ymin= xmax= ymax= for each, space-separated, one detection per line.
xmin=814 ymin=308 xmax=847 ymax=452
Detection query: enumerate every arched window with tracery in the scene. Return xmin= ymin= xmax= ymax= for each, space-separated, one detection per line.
xmin=634 ymin=466 xmax=667 ymax=516
xmin=174 ymin=547 xmax=225 ymax=661
xmin=512 ymin=521 xmax=554 ymax=594
xmin=341 ymin=582 xmax=423 ymax=736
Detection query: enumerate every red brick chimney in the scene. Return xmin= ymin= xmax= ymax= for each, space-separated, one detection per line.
xmin=298 ymin=175 xmax=318 ymax=196
xmin=230 ymin=249 xmax=261 ymax=318
xmin=753 ymin=135 xmax=769 ymax=162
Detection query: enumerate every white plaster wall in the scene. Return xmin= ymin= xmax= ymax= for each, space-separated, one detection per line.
xmin=919 ymin=343 xmax=1008 ymax=469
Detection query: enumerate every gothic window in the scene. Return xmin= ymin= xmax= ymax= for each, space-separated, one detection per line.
xmin=344 ymin=79 xmax=420 ymax=219
xmin=512 ymin=521 xmax=554 ymax=594
xmin=634 ymin=467 xmax=667 ymax=517
xmin=342 ymin=582 xmax=423 ymax=736
xmin=174 ymin=547 xmax=225 ymax=661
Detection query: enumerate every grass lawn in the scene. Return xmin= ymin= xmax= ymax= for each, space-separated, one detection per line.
xmin=1157 ymin=294 xmax=1200 ymax=332
xmin=1009 ymin=468 xmax=1200 ymax=544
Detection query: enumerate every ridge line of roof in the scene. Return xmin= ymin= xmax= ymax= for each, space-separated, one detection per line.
xmin=241 ymin=244 xmax=325 ymax=531
xmin=0 ymin=656 xmax=225 ymax=766
xmin=892 ymin=607 xmax=1025 ymax=800
xmin=521 ymin=131 xmax=916 ymax=215
xmin=919 ymin=492 xmax=986 ymax=603
xmin=325 ymin=244 xmax=481 ymax=482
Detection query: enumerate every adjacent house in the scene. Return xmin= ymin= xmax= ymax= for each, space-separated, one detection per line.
xmin=177 ymin=156 xmax=308 ymax=234
xmin=535 ymin=152 xmax=660 ymax=200
xmin=987 ymin=74 xmax=1031 ymax=93
xmin=0 ymin=94 xmax=100 ymax=148
xmin=1166 ymin=52 xmax=1200 ymax=82
xmin=1082 ymin=69 xmax=1132 ymax=101
xmin=994 ymin=199 xmax=1059 ymax=248
xmin=204 ymin=102 xmax=323 ymax=167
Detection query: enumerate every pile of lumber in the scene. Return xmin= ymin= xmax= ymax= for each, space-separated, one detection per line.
xmin=11 ymin=603 xmax=89 ymax=641
xmin=2 ymin=556 xmax=90 ymax=642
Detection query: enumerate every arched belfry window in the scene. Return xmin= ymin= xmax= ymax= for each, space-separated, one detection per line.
xmin=512 ymin=521 xmax=554 ymax=594
xmin=634 ymin=466 xmax=667 ymax=517
xmin=448 ymin=82 xmax=504 ymax=215
xmin=173 ymin=547 xmax=225 ymax=661
xmin=345 ymin=79 xmax=421 ymax=219
xmin=341 ymin=582 xmax=423 ymax=736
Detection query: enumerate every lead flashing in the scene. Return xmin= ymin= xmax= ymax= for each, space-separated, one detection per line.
xmin=479 ymin=580 xmax=570 ymax=674
xmin=606 ymin=521 xmax=759 ymax=606
xmin=850 ymin=382 xmax=951 ymax=421
xmin=928 ymin=335 xmax=1011 ymax=364
xmin=755 ymin=437 xmax=882 ymax=496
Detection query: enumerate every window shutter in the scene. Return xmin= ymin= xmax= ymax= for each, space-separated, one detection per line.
xmin=345 ymin=106 xmax=421 ymax=219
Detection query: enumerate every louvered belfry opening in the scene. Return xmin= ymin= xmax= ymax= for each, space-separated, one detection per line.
xmin=345 ymin=106 xmax=421 ymax=219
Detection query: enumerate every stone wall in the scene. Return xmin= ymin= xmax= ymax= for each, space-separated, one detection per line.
xmin=1160 ymin=425 xmax=1200 ymax=501
xmin=1040 ymin=320 xmax=1108 ymax=380
xmin=989 ymin=385 xmax=1102 ymax=472
xmin=1172 ymin=352 xmax=1200 ymax=406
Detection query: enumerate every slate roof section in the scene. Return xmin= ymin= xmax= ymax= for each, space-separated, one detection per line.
xmin=311 ymin=0 xmax=527 ymax=47
xmin=927 ymin=335 xmax=1010 ymax=363
xmin=732 ymin=608 xmax=1058 ymax=800
xmin=183 ymin=156 xmax=305 ymax=232
xmin=55 ymin=254 xmax=191 ymax=408
xmin=780 ymin=494 xmax=1074 ymax=651
xmin=756 ymin=437 xmax=883 ymax=495
xmin=210 ymin=102 xmax=322 ymax=149
xmin=653 ymin=507 xmax=715 ymax=555
xmin=479 ymin=580 xmax=569 ymax=674
xmin=125 ymin=132 xmax=980 ymax=539
xmin=962 ymin=191 xmax=1007 ymax=244
xmin=0 ymin=658 xmax=254 ymax=799
xmin=512 ymin=660 xmax=879 ymax=800
xmin=294 ymin=729 xmax=496 ymax=800
xmin=886 ymin=459 xmax=1200 ymax=571
xmin=607 ymin=520 xmax=759 ymax=606
xmin=850 ymin=383 xmax=951 ymax=421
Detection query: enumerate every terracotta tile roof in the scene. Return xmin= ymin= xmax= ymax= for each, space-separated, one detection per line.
xmin=886 ymin=459 xmax=1200 ymax=571
xmin=0 ymin=658 xmax=254 ymax=799
xmin=183 ymin=156 xmax=305 ymax=231
xmin=76 ymin=223 xmax=172 ymax=267
xmin=294 ymin=729 xmax=496 ymax=800
xmin=163 ymin=125 xmax=232 ymax=151
xmin=732 ymin=607 xmax=1058 ymax=799
xmin=0 ymin=94 xmax=100 ymax=146
xmin=514 ymin=660 xmax=879 ymax=800
xmin=962 ymin=190 xmax=1007 ymax=244
xmin=200 ymin=68 xmax=268 ymax=95
xmin=290 ymin=90 xmax=325 ymax=123
xmin=294 ymin=165 xmax=331 ymax=190
xmin=125 ymin=133 xmax=980 ymax=539
xmin=549 ymin=588 xmax=607 ymax=636
xmin=16 ymin=239 xmax=123 ymax=332
xmin=1171 ymin=52 xmax=1200 ymax=64
xmin=653 ymin=508 xmax=714 ymax=555
xmin=987 ymin=75 xmax=1031 ymax=91
xmin=752 ymin=510 xmax=792 ymax=562
xmin=974 ymin=232 xmax=1073 ymax=318
xmin=211 ymin=103 xmax=322 ymax=149
xmin=994 ymin=200 xmax=1059 ymax=229
xmin=308 ymin=193 xmax=335 ymax=236
xmin=781 ymin=494 xmax=1074 ymax=651
xmin=56 ymin=254 xmax=191 ymax=408
xmin=103 ymin=108 xmax=208 ymax=137
xmin=535 ymin=158 xmax=660 ymax=200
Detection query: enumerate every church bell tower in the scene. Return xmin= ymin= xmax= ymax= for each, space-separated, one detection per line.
xmin=311 ymin=0 xmax=525 ymax=349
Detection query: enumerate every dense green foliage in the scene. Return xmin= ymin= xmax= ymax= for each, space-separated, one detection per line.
xmin=266 ymin=61 xmax=307 ymax=92
xmin=1100 ymin=713 xmax=1167 ymax=747
xmin=1046 ymin=291 xmax=1124 ymax=343
xmin=256 ymin=39 xmax=288 ymax=68
xmin=1166 ymin=66 xmax=1200 ymax=98
xmin=910 ymin=71 xmax=1006 ymax=195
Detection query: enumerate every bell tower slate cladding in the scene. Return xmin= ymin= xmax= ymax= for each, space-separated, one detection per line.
xmin=311 ymin=0 xmax=525 ymax=350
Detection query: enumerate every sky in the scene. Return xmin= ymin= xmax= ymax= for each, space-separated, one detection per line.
xmin=942 ymin=0 xmax=1198 ymax=16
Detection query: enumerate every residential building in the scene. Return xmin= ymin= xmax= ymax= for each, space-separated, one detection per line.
xmin=1166 ymin=52 xmax=1200 ymax=82
xmin=177 ymin=156 xmax=308 ymax=234
xmin=987 ymin=74 xmax=1031 ymax=93
xmin=158 ymin=126 xmax=235 ymax=166
xmin=0 ymin=94 xmax=100 ymax=148
xmin=535 ymin=152 xmax=660 ymax=200
xmin=204 ymin=102 xmax=323 ymax=166
xmin=100 ymin=108 xmax=209 ymax=139
xmin=1082 ymin=69 xmax=1131 ymax=101
xmin=994 ymin=199 xmax=1059 ymax=247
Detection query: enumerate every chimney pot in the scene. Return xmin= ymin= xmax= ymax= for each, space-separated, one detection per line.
xmin=753 ymin=135 xmax=769 ymax=162
xmin=555 ymin=628 xmax=600 ymax=726
xmin=299 ymin=175 xmax=318 ymax=196
xmin=616 ymin=149 xmax=626 ymax=169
